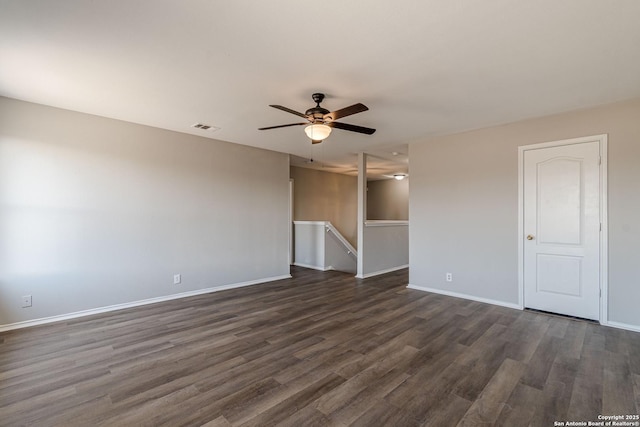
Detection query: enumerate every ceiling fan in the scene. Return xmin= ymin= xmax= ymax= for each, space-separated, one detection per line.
xmin=258 ymin=93 xmax=376 ymax=144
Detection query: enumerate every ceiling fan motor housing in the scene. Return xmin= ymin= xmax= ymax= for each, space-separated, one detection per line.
xmin=306 ymin=93 xmax=330 ymax=122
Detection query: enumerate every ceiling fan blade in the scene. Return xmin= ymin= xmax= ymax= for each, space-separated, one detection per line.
xmin=258 ymin=122 xmax=307 ymax=130
xmin=324 ymin=103 xmax=368 ymax=121
xmin=311 ymin=139 xmax=323 ymax=144
xmin=269 ymin=105 xmax=309 ymax=119
xmin=328 ymin=121 xmax=376 ymax=135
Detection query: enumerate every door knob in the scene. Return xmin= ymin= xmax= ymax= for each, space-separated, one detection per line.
xmin=526 ymin=234 xmax=535 ymax=240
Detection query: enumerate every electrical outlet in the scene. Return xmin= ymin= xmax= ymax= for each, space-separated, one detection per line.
xmin=446 ymin=273 xmax=453 ymax=282
xmin=22 ymin=295 xmax=32 ymax=308
xmin=173 ymin=274 xmax=181 ymax=285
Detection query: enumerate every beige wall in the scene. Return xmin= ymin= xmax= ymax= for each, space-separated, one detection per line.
xmin=367 ymin=178 xmax=409 ymax=220
xmin=290 ymin=166 xmax=357 ymax=247
xmin=0 ymin=97 xmax=290 ymax=326
xmin=409 ymin=98 xmax=640 ymax=328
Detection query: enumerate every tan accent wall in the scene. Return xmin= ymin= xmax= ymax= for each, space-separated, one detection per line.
xmin=290 ymin=166 xmax=357 ymax=247
xmin=367 ymin=178 xmax=409 ymax=220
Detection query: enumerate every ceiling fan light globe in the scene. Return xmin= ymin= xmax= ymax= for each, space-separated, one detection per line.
xmin=304 ymin=124 xmax=332 ymax=141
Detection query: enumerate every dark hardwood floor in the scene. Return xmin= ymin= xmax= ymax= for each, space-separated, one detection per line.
xmin=1 ymin=266 xmax=639 ymax=426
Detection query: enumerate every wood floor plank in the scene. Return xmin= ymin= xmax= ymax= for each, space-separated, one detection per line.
xmin=457 ymin=358 xmax=526 ymax=426
xmin=537 ymin=355 xmax=580 ymax=420
xmin=316 ymin=345 xmax=418 ymax=415
xmin=633 ymin=374 xmax=640 ymax=414
xmin=1 ymin=266 xmax=639 ymax=426
xmin=389 ymin=360 xmax=471 ymax=423
xmin=237 ymin=373 xmax=346 ymax=427
xmin=199 ymin=415 xmax=233 ymax=427
xmin=567 ymin=340 xmax=605 ymax=420
xmin=562 ymin=320 xmax=588 ymax=360
xmin=520 ymin=334 xmax=562 ymax=390
xmin=603 ymin=350 xmax=636 ymax=415
xmin=421 ymin=393 xmax=472 ymax=427
xmin=530 ymin=378 xmax=569 ymax=427
xmin=325 ymin=369 xmax=409 ymax=425
xmin=494 ymin=382 xmax=543 ymax=426
xmin=273 ymin=406 xmax=334 ymax=427
xmin=451 ymin=341 xmax=511 ymax=402
xmin=350 ymin=399 xmax=421 ymax=427
xmin=627 ymin=329 xmax=640 ymax=376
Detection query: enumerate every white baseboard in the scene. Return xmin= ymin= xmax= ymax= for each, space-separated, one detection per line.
xmin=406 ymin=284 xmax=522 ymax=310
xmin=293 ymin=262 xmax=330 ymax=271
xmin=407 ymin=285 xmax=640 ymax=332
xmin=602 ymin=320 xmax=640 ymax=333
xmin=356 ymin=264 xmax=409 ymax=279
xmin=0 ymin=274 xmax=292 ymax=332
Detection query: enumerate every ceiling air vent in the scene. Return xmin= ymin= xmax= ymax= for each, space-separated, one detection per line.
xmin=191 ymin=123 xmax=219 ymax=131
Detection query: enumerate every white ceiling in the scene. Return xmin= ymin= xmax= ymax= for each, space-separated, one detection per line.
xmin=2 ymin=1 xmax=640 ymax=179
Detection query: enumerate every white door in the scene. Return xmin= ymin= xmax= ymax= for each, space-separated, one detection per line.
xmin=523 ymin=140 xmax=601 ymax=320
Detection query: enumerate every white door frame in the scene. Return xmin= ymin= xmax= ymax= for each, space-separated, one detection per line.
xmin=517 ymin=134 xmax=608 ymax=324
